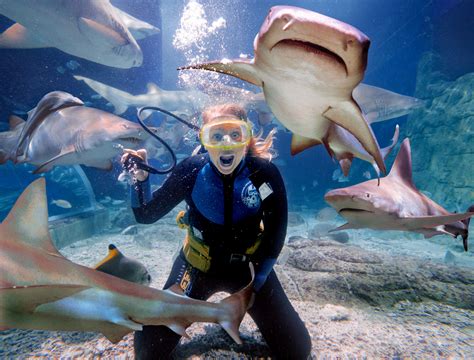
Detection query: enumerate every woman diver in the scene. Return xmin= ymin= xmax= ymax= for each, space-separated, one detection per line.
xmin=121 ymin=104 xmax=311 ymax=359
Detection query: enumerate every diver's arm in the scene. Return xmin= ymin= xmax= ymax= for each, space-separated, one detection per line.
xmin=132 ymin=157 xmax=203 ymax=224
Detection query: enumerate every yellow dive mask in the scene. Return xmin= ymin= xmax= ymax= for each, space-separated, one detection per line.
xmin=200 ymin=118 xmax=252 ymax=150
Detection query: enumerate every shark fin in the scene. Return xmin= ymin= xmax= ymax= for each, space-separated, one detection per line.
xmin=329 ymin=223 xmax=356 ymax=232
xmin=33 ymin=146 xmax=76 ymax=174
xmin=387 ymin=138 xmax=413 ymax=185
xmin=290 ymin=134 xmax=321 ymax=155
xmin=380 ymin=124 xmax=400 ymax=160
xmin=112 ymin=317 xmax=143 ymax=331
xmin=323 ymin=101 xmax=386 ymax=174
xmin=1 ymin=178 xmax=62 ymax=256
xmin=0 ymin=23 xmax=49 ymax=49
xmin=78 ymin=17 xmax=128 ymax=46
xmin=339 ymin=158 xmax=353 ymax=177
xmin=179 ymin=59 xmax=262 ymax=86
xmin=146 ymin=83 xmax=161 ymax=94
xmin=0 ymin=285 xmax=89 ymax=313
xmin=9 ymin=115 xmax=25 ymax=130
xmin=102 ymin=327 xmax=133 ymax=344
xmin=400 ymin=212 xmax=474 ymax=229
xmin=94 ymin=244 xmax=122 ymax=270
xmin=168 ymin=322 xmax=190 ymax=338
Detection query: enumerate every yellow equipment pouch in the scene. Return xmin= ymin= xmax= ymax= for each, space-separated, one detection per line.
xmin=182 ymin=229 xmax=212 ymax=273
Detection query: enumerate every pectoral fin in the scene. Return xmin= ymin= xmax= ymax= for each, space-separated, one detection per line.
xmin=78 ymin=17 xmax=128 ymax=46
xmin=0 ymin=23 xmax=49 ymax=48
xmin=323 ymin=100 xmax=386 ymax=174
xmin=400 ymin=212 xmax=474 ymax=229
xmin=178 ymin=59 xmax=262 ymax=86
xmin=290 ymin=134 xmax=322 ymax=155
xmin=33 ymin=146 xmax=76 ymax=174
xmin=102 ymin=327 xmax=133 ymax=344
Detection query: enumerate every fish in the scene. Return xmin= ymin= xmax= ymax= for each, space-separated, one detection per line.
xmin=51 ymin=199 xmax=72 ymax=209
xmin=94 ymin=244 xmax=151 ymax=286
xmin=0 ymin=91 xmax=158 ymax=173
xmin=178 ymin=5 xmax=387 ymax=175
xmin=353 ymin=84 xmax=426 ymax=124
xmin=0 ymin=178 xmax=254 ymax=343
xmin=0 ymin=0 xmax=143 ymax=68
xmin=324 ymin=138 xmax=474 ymax=251
xmin=74 ymin=75 xmax=210 ymax=117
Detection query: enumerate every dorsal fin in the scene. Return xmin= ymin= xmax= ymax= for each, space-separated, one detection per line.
xmin=94 ymin=244 xmax=122 ymax=269
xmin=1 ymin=178 xmax=61 ymax=256
xmin=388 ymin=138 xmax=413 ymax=185
xmin=146 ymin=83 xmax=161 ymax=94
xmin=9 ymin=115 xmax=25 ymax=130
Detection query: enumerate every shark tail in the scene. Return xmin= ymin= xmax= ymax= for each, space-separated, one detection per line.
xmin=461 ymin=205 xmax=474 ymax=251
xmin=73 ymin=75 xmax=129 ymax=114
xmin=218 ymin=263 xmax=255 ymax=344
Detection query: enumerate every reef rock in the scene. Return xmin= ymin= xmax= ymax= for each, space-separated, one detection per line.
xmin=403 ymin=52 xmax=474 ymax=210
xmin=285 ymin=238 xmax=474 ymax=310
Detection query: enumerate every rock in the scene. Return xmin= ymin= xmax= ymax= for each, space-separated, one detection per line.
xmin=121 ymin=225 xmax=138 ymax=235
xmin=328 ymin=231 xmax=350 ymax=243
xmin=443 ymin=250 xmax=456 ymax=265
xmin=308 ymin=222 xmax=334 ymax=239
xmin=286 ymin=239 xmax=474 ymax=310
xmin=277 ymin=245 xmax=291 ymax=266
xmin=287 ymin=235 xmax=307 ymax=244
xmin=320 ymin=304 xmax=351 ymax=321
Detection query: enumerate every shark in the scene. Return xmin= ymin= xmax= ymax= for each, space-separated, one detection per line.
xmin=178 ymin=5 xmax=387 ymax=174
xmin=324 ymin=138 xmax=474 ymax=251
xmin=0 ymin=178 xmax=254 ymax=343
xmin=112 ymin=7 xmax=160 ymax=40
xmin=74 ymin=75 xmax=210 ymax=117
xmin=0 ymin=91 xmax=158 ymax=173
xmin=0 ymin=0 xmax=143 ymax=68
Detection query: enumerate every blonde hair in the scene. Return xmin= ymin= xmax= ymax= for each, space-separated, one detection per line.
xmin=201 ymin=104 xmax=277 ymax=160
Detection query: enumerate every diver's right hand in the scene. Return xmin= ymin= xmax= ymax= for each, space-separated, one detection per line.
xmin=120 ymin=148 xmax=149 ymax=182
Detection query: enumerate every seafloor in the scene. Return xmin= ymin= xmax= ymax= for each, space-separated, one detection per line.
xmin=1 ymin=204 xmax=473 ymax=359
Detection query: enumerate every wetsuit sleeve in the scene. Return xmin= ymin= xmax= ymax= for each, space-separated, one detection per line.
xmin=131 ymin=158 xmax=199 ymax=224
xmin=258 ymin=161 xmax=288 ymax=259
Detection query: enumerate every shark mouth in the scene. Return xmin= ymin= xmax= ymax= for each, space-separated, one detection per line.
xmin=339 ymin=208 xmax=373 ymax=214
xmin=120 ymin=137 xmax=141 ymax=144
xmin=272 ymin=39 xmax=347 ymax=75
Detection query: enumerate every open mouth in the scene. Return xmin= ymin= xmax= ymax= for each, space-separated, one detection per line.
xmin=120 ymin=137 xmax=141 ymax=144
xmin=272 ymin=39 xmax=347 ymax=75
xmin=219 ymin=154 xmax=235 ymax=168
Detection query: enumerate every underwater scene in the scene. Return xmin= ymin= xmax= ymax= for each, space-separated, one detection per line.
xmin=0 ymin=0 xmax=473 ymax=358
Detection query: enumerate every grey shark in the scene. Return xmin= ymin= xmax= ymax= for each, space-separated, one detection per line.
xmin=324 ymin=138 xmax=473 ymax=251
xmin=74 ymin=75 xmax=210 ymax=116
xmin=0 ymin=0 xmax=143 ymax=68
xmin=0 ymin=178 xmax=253 ymax=343
xmin=178 ymin=5 xmax=387 ymax=174
xmin=0 ymin=91 xmax=157 ymax=173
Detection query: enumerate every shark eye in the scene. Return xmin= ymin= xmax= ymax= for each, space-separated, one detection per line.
xmin=366 ymin=193 xmax=370 ymax=198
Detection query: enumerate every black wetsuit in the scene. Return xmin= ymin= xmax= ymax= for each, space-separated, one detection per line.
xmin=131 ymin=153 xmax=311 ymax=359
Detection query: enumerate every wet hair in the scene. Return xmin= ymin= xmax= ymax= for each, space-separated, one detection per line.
xmin=201 ymin=103 xmax=277 ymax=160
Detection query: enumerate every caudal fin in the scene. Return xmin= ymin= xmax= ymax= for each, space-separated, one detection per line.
xmin=218 ymin=263 xmax=255 ymax=344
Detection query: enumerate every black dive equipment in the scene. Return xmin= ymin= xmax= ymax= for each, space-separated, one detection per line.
xmin=126 ymin=106 xmax=200 ymax=175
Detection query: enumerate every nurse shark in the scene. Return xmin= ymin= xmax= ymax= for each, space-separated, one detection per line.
xmin=179 ymin=5 xmax=387 ymax=174
xmin=0 ymin=0 xmax=145 ymax=68
xmin=0 ymin=91 xmax=158 ymax=173
xmin=0 ymin=178 xmax=253 ymax=343
xmin=324 ymin=138 xmax=473 ymax=251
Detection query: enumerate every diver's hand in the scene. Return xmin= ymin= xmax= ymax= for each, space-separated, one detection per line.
xmin=120 ymin=148 xmax=149 ymax=182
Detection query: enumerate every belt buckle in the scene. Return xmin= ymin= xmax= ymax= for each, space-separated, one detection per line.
xmin=229 ymin=253 xmax=247 ymax=264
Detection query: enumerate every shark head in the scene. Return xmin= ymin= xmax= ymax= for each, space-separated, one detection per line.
xmin=256 ymin=6 xmax=370 ymax=88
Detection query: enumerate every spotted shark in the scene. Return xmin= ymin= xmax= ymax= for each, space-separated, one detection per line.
xmin=178 ymin=5 xmax=387 ymax=174
xmin=324 ymin=138 xmax=474 ymax=251
xmin=74 ymin=75 xmax=210 ymax=117
xmin=0 ymin=91 xmax=158 ymax=173
xmin=0 ymin=0 xmax=144 ymax=68
xmin=0 ymin=178 xmax=254 ymax=343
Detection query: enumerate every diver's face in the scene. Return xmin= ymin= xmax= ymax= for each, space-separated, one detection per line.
xmin=207 ymin=145 xmax=247 ymax=175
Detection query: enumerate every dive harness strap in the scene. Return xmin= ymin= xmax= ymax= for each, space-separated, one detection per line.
xmin=176 ymin=210 xmax=263 ymax=273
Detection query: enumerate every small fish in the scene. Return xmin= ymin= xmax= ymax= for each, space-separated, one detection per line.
xmin=363 ymin=171 xmax=372 ymax=180
xmin=312 ymin=180 xmax=318 ymax=187
xmin=51 ymin=199 xmax=72 ymax=209
xmin=112 ymin=199 xmax=125 ymax=205
xmin=95 ymin=244 xmax=151 ymax=286
xmin=66 ymin=60 xmax=80 ymax=70
xmin=56 ymin=66 xmax=66 ymax=74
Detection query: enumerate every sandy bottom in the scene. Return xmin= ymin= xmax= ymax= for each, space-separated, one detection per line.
xmin=1 ymin=208 xmax=473 ymax=359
